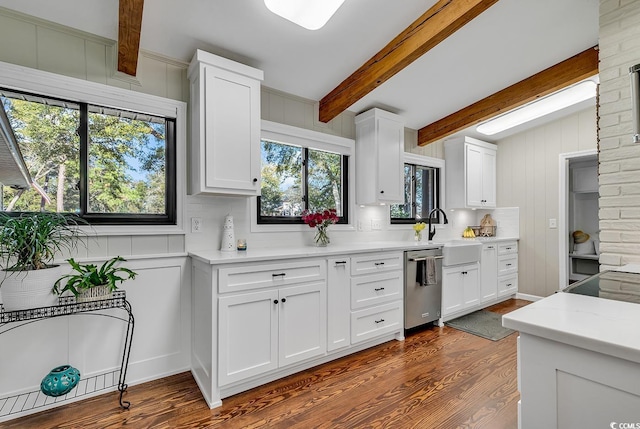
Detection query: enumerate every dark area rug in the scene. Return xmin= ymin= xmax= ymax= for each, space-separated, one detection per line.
xmin=445 ymin=310 xmax=515 ymax=341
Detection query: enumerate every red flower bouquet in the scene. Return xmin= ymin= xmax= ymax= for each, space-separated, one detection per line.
xmin=301 ymin=209 xmax=339 ymax=246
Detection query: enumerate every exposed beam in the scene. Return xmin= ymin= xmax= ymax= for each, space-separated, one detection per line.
xmin=418 ymin=46 xmax=599 ymax=146
xmin=118 ymin=0 xmax=144 ymax=76
xmin=318 ymin=0 xmax=500 ymax=123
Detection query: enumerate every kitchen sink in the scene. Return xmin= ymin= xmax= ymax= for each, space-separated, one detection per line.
xmin=442 ymin=240 xmax=482 ymax=266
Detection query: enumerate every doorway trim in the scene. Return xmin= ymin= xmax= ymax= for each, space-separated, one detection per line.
xmin=558 ymin=149 xmax=597 ymax=290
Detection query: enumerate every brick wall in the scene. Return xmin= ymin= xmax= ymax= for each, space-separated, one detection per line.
xmin=598 ymin=0 xmax=640 ymax=269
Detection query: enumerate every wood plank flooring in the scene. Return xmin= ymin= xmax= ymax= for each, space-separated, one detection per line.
xmin=2 ymin=299 xmax=529 ymax=429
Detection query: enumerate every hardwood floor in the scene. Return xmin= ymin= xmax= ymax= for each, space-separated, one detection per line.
xmin=2 ymin=299 xmax=529 ymax=429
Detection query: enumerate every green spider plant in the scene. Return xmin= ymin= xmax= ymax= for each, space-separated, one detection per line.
xmin=52 ymin=256 xmax=137 ymax=297
xmin=0 ymin=212 xmax=87 ymax=275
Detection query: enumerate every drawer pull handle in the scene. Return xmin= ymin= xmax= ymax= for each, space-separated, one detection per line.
xmin=273 ymin=299 xmax=279 ymax=304
xmin=281 ymin=298 xmax=286 ymax=303
xmin=335 ymin=261 xmax=347 ymax=265
xmin=374 ymin=262 xmax=385 ymax=266
xmin=272 ymin=273 xmax=286 ymax=278
xmin=506 ymin=283 xmax=513 ymax=287
xmin=505 ymin=247 xmax=512 ymax=250
xmin=374 ymin=319 xmax=385 ymax=324
xmin=506 ymin=263 xmax=512 ymax=267
xmin=374 ymin=287 xmax=385 ymax=291
xmin=461 ymin=271 xmax=467 ymax=275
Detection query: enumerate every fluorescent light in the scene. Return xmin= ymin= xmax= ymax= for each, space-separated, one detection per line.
xmin=264 ymin=0 xmax=345 ymax=30
xmin=476 ymin=80 xmax=597 ymax=136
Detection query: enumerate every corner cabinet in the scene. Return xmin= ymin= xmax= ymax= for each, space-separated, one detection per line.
xmin=445 ymin=136 xmax=497 ymax=209
xmin=354 ymin=108 xmax=404 ymax=205
xmin=188 ymin=49 xmax=264 ymax=196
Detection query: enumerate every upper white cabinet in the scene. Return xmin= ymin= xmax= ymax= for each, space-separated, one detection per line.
xmin=188 ymin=50 xmax=264 ymax=196
xmin=445 ymin=136 xmax=497 ymax=209
xmin=354 ymin=108 xmax=404 ymax=205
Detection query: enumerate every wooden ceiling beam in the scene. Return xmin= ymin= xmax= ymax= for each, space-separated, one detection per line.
xmin=118 ymin=0 xmax=144 ymax=76
xmin=318 ymin=0 xmax=500 ymax=123
xmin=417 ymin=46 xmax=599 ymax=146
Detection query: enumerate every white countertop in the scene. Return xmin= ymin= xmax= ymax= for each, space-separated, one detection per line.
xmin=502 ymin=292 xmax=640 ymax=364
xmin=189 ymin=237 xmax=519 ymax=265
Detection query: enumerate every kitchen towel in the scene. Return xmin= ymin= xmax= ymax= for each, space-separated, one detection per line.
xmin=426 ymin=257 xmax=437 ymax=285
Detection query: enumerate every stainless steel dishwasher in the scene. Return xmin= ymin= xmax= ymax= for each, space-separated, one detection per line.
xmin=404 ymin=248 xmax=443 ymax=329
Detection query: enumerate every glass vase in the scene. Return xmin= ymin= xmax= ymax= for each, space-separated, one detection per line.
xmin=414 ymin=230 xmax=422 ymax=241
xmin=315 ymin=225 xmax=330 ymax=247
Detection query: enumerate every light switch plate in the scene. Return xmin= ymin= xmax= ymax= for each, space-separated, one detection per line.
xmin=371 ymin=219 xmax=382 ymax=230
xmin=549 ymin=218 xmax=557 ymax=229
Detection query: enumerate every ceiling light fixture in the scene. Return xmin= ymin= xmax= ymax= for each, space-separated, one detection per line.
xmin=264 ymin=0 xmax=345 ymax=30
xmin=476 ymin=80 xmax=597 ymax=136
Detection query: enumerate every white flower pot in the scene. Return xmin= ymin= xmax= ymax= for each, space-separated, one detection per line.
xmin=1 ymin=265 xmax=62 ymax=311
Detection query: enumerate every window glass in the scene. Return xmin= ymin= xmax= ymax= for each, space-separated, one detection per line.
xmin=258 ymin=139 xmax=347 ymax=223
xmin=0 ymin=89 xmax=175 ymax=224
xmin=391 ymin=163 xmax=441 ymax=223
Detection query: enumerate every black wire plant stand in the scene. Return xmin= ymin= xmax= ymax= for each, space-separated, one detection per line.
xmin=0 ymin=291 xmax=134 ymax=420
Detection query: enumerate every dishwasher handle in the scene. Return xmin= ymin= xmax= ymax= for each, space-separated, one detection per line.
xmin=408 ymin=255 xmax=443 ymax=262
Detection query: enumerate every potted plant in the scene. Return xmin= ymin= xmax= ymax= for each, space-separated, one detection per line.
xmin=53 ymin=256 xmax=137 ymax=302
xmin=0 ymin=212 xmax=87 ymax=311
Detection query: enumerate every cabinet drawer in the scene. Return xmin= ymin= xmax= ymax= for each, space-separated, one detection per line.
xmin=350 ymin=252 xmax=403 ymax=276
xmin=498 ymin=274 xmax=518 ymax=297
xmin=498 ymin=241 xmax=518 ymax=255
xmin=498 ymin=255 xmax=518 ymax=276
xmin=351 ymin=271 xmax=403 ymax=310
xmin=351 ymin=301 xmax=402 ymax=344
xmin=219 ymin=259 xmax=326 ymax=293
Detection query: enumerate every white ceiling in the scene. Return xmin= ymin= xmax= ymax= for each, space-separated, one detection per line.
xmin=0 ymin=0 xmax=599 ymax=141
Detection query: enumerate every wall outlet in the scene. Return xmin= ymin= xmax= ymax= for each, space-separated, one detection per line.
xmin=191 ymin=217 xmax=202 ymax=233
xmin=549 ymin=218 xmax=557 ymax=229
xmin=371 ymin=219 xmax=382 ymax=230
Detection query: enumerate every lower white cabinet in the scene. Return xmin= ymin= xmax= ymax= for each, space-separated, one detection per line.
xmin=327 ymin=258 xmax=351 ymax=352
xmin=480 ymin=244 xmax=498 ymax=302
xmin=442 ymin=263 xmax=480 ymax=318
xmin=191 ymin=251 xmax=404 ymax=409
xmin=497 ymin=241 xmax=519 ymax=298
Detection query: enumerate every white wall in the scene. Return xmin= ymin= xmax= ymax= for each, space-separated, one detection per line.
xmin=598 ymin=0 xmax=640 ymax=269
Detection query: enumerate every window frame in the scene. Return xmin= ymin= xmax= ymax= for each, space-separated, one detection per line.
xmin=251 ymin=120 xmax=356 ymax=232
xmin=0 ymin=61 xmax=187 ymax=235
xmin=390 ymin=152 xmax=446 ymax=226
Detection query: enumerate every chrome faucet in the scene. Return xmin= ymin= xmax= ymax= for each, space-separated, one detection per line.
xmin=427 ymin=208 xmax=449 ymax=241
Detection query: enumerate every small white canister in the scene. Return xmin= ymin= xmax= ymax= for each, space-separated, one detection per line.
xmin=221 ymin=214 xmax=236 ymax=252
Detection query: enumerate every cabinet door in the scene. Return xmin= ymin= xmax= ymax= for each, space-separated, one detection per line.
xmin=376 ymin=117 xmax=404 ymax=203
xmin=481 ymin=147 xmax=496 ymax=207
xmin=218 ymin=289 xmax=278 ymax=386
xmin=481 ymin=244 xmax=498 ymax=302
xmin=203 ymin=65 xmax=261 ymax=195
xmin=465 ymin=144 xmax=484 ymax=207
xmin=442 ymin=267 xmax=464 ymax=316
xmin=327 ymin=258 xmax=350 ymax=352
xmin=278 ymin=281 xmax=327 ymax=367
xmin=462 ymin=264 xmax=480 ymax=308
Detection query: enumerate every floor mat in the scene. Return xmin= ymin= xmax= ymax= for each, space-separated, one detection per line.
xmin=445 ymin=310 xmax=515 ymax=341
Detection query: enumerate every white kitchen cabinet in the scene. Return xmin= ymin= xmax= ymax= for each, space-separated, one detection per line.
xmin=349 ymin=251 xmax=404 ymax=344
xmin=188 ymin=49 xmax=263 ymax=196
xmin=218 ymin=280 xmax=326 ymax=386
xmin=354 ymin=108 xmax=404 ymax=205
xmin=497 ymin=241 xmax=519 ymax=298
xmin=327 ymin=258 xmax=351 ymax=352
xmin=480 ymin=243 xmax=498 ymax=302
xmin=442 ymin=263 xmax=480 ymax=318
xmin=444 ymin=136 xmax=497 ymax=209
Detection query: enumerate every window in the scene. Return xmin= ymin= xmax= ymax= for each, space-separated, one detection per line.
xmin=0 ymin=88 xmax=176 ymax=225
xmin=256 ymin=121 xmax=354 ymax=225
xmin=391 ymin=154 xmax=444 ymax=224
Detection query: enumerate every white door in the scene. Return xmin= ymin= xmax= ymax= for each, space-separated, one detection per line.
xmin=462 ymin=264 xmax=480 ymax=308
xmin=442 ymin=267 xmax=464 ymax=316
xmin=465 ymin=144 xmax=484 ymax=207
xmin=481 ymin=245 xmax=498 ymax=302
xmin=481 ymin=147 xmax=496 ymax=207
xmin=278 ymin=281 xmax=327 ymax=367
xmin=327 ymin=258 xmax=351 ymax=352
xmin=218 ymin=289 xmax=279 ymax=386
